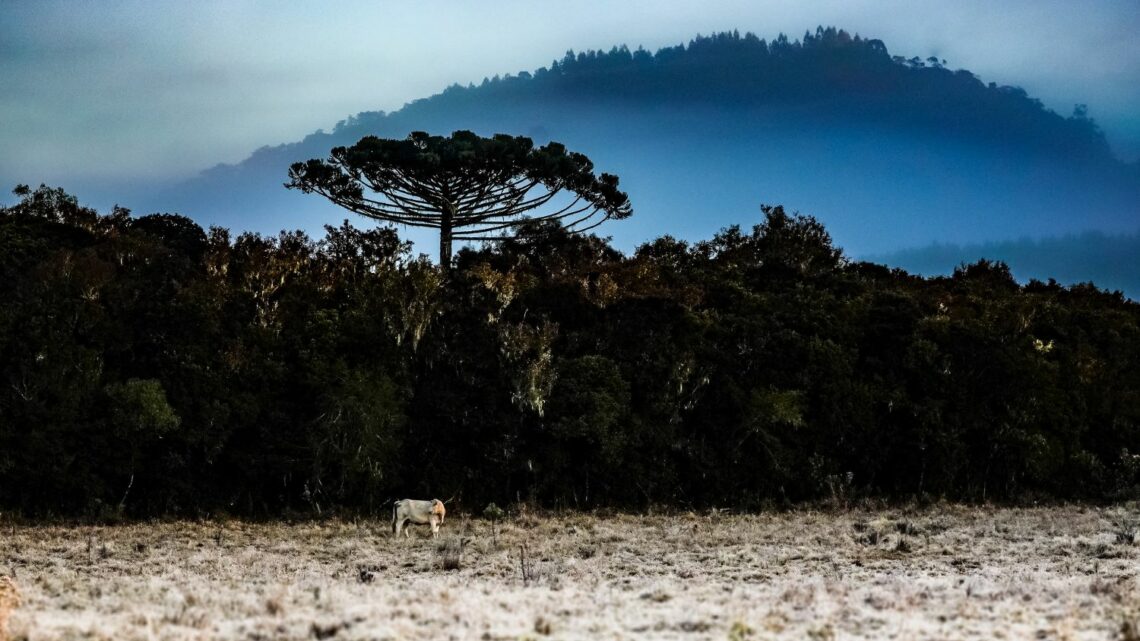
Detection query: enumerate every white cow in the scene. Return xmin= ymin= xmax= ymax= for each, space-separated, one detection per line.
xmin=392 ymin=498 xmax=447 ymax=538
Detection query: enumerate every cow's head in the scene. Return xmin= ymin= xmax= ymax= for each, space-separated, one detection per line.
xmin=431 ymin=499 xmax=446 ymax=523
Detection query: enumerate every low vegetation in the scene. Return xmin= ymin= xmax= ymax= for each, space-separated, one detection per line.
xmin=0 ymin=576 xmax=21 ymax=641
xmin=2 ymin=506 xmax=1138 ymax=639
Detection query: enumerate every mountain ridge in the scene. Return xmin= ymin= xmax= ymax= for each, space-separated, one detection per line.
xmin=146 ymin=28 xmax=1137 ymax=278
xmin=200 ymin=28 xmax=1121 ymax=176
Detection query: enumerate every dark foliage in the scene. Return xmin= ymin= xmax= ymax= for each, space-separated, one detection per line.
xmin=286 ymin=130 xmax=630 ymax=269
xmin=2 ymin=184 xmax=1138 ymax=517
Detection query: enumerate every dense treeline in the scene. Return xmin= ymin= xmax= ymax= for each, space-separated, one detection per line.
xmin=2 ymin=185 xmax=1139 ymax=517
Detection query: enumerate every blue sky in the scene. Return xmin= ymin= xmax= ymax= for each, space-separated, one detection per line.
xmin=2 ymin=0 xmax=1138 ymax=193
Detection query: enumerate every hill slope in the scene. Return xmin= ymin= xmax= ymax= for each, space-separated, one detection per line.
xmin=144 ymin=28 xmax=1138 ymax=263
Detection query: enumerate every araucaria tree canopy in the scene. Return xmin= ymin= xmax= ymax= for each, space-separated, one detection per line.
xmin=287 ymin=130 xmax=632 ymax=269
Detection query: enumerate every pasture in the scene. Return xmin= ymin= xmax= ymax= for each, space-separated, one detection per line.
xmin=2 ymin=506 xmax=1138 ymax=640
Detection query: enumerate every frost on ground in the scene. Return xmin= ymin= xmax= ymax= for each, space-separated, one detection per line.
xmin=2 ymin=505 xmax=1139 ymax=640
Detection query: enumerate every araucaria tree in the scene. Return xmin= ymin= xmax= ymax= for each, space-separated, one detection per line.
xmin=287 ymin=130 xmax=632 ymax=270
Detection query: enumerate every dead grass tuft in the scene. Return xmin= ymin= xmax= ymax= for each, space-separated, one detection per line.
xmin=1120 ymin=618 xmax=1140 ymax=641
xmin=0 ymin=576 xmax=21 ymax=641
xmin=518 ymin=541 xmax=537 ymax=586
xmin=439 ymin=537 xmax=463 ymax=571
xmin=265 ymin=592 xmax=285 ymax=616
xmin=728 ymin=620 xmax=755 ymax=641
xmin=310 ymin=621 xmax=343 ymax=640
xmin=357 ymin=565 xmax=374 ymax=583
xmin=894 ymin=536 xmax=913 ymax=553
xmin=807 ymin=622 xmax=836 ymax=640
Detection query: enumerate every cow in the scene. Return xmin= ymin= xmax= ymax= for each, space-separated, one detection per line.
xmin=392 ymin=498 xmax=447 ymax=538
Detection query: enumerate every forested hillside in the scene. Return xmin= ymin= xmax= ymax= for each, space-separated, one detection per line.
xmin=228 ymin=28 xmax=1120 ymax=176
xmin=3 ymin=185 xmax=1138 ymax=517
xmin=145 ymin=28 xmax=1139 ymax=293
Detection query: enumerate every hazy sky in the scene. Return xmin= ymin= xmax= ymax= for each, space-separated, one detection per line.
xmin=2 ymin=0 xmax=1139 ymax=191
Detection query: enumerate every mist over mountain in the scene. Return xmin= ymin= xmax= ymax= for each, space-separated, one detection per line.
xmin=142 ymin=28 xmax=1137 ymax=274
xmin=871 ymin=230 xmax=1140 ymax=298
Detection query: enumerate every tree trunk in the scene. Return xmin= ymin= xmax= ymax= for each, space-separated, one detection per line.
xmin=439 ymin=204 xmax=454 ymax=273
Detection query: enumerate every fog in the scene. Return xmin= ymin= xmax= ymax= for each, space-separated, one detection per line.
xmin=136 ymin=93 xmax=1138 ymax=261
xmin=6 ymin=27 xmax=1137 ymax=294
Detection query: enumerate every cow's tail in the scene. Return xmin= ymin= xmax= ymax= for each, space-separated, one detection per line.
xmin=391 ymin=500 xmax=399 ymax=534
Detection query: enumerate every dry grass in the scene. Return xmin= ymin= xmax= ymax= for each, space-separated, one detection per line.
xmin=1 ymin=505 xmax=1139 ymax=639
xmin=0 ymin=576 xmax=21 ymax=641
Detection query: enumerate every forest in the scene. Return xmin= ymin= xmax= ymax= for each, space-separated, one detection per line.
xmin=2 ymin=182 xmax=1138 ymax=518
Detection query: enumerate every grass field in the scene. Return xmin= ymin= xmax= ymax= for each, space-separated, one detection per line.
xmin=2 ymin=505 xmax=1138 ymax=640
